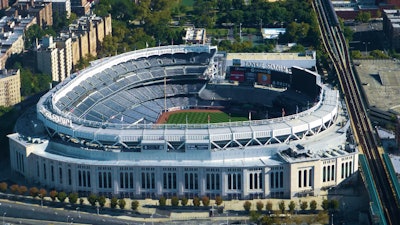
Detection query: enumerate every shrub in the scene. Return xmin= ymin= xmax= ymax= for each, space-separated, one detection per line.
xmin=171 ymin=196 xmax=179 ymax=206
xmin=193 ymin=197 xmax=201 ymax=207
xmin=0 ymin=182 xmax=7 ymax=192
xmin=181 ymin=197 xmax=188 ymax=206
xmin=321 ymin=199 xmax=329 ymax=211
xmin=243 ymin=201 xmax=252 ymax=212
xmin=68 ymin=192 xmax=79 ymax=204
xmin=300 ymin=201 xmax=308 ymax=211
xmin=288 ymin=201 xmax=296 ymax=214
xmin=29 ymin=187 xmax=39 ymax=198
xmin=10 ymin=184 xmax=19 ymax=194
xmin=118 ymin=198 xmax=126 ymax=209
xmin=256 ymin=201 xmax=264 ymax=213
xmin=278 ymin=200 xmax=285 ymax=214
xmin=88 ymin=194 xmax=98 ymax=206
xmin=131 ymin=200 xmax=139 ymax=210
xmin=201 ymin=196 xmax=210 ymax=206
xmin=49 ymin=190 xmax=58 ymax=201
xmin=39 ymin=188 xmax=47 ymax=199
xmin=215 ymin=196 xmax=223 ymax=206
xmin=266 ymin=201 xmax=273 ymax=213
xmin=17 ymin=186 xmax=27 ymax=195
xmin=110 ymin=197 xmax=118 ymax=209
xmin=57 ymin=191 xmax=67 ymax=203
xmin=159 ymin=196 xmax=166 ymax=206
xmin=98 ymin=196 xmax=106 ymax=208
xmin=310 ymin=200 xmax=317 ymax=212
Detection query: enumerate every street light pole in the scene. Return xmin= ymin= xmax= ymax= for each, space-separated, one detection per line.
xmin=2 ymin=212 xmax=6 ymax=225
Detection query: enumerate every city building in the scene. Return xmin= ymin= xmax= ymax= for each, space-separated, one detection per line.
xmin=51 ymin=0 xmax=71 ymax=19
xmin=0 ymin=0 xmax=8 ymax=10
xmin=0 ymin=15 xmax=36 ymax=69
xmin=36 ymin=36 xmax=66 ymax=82
xmin=383 ymin=9 xmax=400 ymax=50
xmin=70 ymin=0 xmax=90 ymax=16
xmin=332 ymin=0 xmax=380 ymax=19
xmin=183 ymin=27 xmax=207 ymax=44
xmin=8 ymin=45 xmax=357 ymax=199
xmin=6 ymin=0 xmax=52 ymax=28
xmin=0 ymin=69 xmax=21 ymax=107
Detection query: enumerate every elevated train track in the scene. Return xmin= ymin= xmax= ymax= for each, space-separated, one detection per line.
xmin=312 ymin=0 xmax=400 ymax=224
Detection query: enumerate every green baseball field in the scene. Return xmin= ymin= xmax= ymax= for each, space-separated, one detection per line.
xmin=166 ymin=111 xmax=248 ymax=124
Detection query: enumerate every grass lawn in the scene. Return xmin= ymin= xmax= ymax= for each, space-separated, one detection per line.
xmin=166 ymin=111 xmax=248 ymax=124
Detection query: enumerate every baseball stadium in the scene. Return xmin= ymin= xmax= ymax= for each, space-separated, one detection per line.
xmin=8 ymin=45 xmax=358 ymax=199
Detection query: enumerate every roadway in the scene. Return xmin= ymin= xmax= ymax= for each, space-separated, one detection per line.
xmin=312 ymin=0 xmax=400 ymax=224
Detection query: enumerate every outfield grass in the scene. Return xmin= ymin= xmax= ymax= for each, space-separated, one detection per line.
xmin=166 ymin=111 xmax=248 ymax=124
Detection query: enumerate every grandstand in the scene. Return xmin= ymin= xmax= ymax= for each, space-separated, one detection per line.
xmin=8 ymin=45 xmax=358 ymax=199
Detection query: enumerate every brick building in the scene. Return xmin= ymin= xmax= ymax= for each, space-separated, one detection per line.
xmin=0 ymin=69 xmax=21 ymax=107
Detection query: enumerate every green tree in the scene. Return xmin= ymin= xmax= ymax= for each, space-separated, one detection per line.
xmin=57 ymin=192 xmax=68 ymax=202
xmin=131 ymin=200 xmax=139 ymax=210
xmin=288 ymin=201 xmax=296 ymax=214
xmin=321 ymin=199 xmax=329 ymax=211
xmin=118 ymin=198 xmax=126 ymax=209
xmin=49 ymin=190 xmax=58 ymax=202
xmin=300 ymin=201 xmax=308 ymax=211
xmin=193 ymin=197 xmax=201 ymax=207
xmin=110 ymin=197 xmax=118 ymax=209
xmin=355 ymin=11 xmax=371 ymax=23
xmin=159 ymin=196 xmax=167 ymax=206
xmin=310 ymin=200 xmax=317 ymax=212
xmin=171 ymin=196 xmax=179 ymax=206
xmin=88 ymin=194 xmax=98 ymax=206
xmin=68 ymin=192 xmax=79 ymax=204
xmin=0 ymin=182 xmax=8 ymax=192
xmin=181 ymin=197 xmax=188 ymax=206
xmin=256 ymin=201 xmax=264 ymax=213
xmin=329 ymin=199 xmax=340 ymax=212
xmin=243 ymin=201 xmax=252 ymax=212
xmin=98 ymin=196 xmax=106 ymax=208
xmin=201 ymin=196 xmax=210 ymax=206
xmin=29 ymin=187 xmax=39 ymax=198
xmin=266 ymin=201 xmax=273 ymax=213
xmin=215 ymin=196 xmax=223 ymax=206
xmin=278 ymin=200 xmax=285 ymax=214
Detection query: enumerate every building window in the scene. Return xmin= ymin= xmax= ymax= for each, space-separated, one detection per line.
xmin=298 ymin=170 xmax=302 ymax=188
xmin=323 ymin=166 xmax=326 ymax=182
xmin=341 ymin=163 xmax=344 ymax=179
xmin=59 ymin=167 xmax=63 ymax=184
xmin=120 ymin=173 xmax=124 ymax=188
xmin=78 ymin=171 xmax=82 ymax=187
xmin=51 ymin=165 xmax=54 ymax=182
xmin=271 ymin=172 xmax=274 ymax=188
xmin=43 ymin=164 xmax=47 ymax=180
xmin=68 ymin=169 xmax=71 ymax=185
xmin=304 ymin=170 xmax=307 ymax=187
xmin=331 ymin=165 xmax=335 ymax=181
xmin=309 ymin=169 xmax=312 ymax=186
xmin=99 ymin=172 xmax=103 ymax=188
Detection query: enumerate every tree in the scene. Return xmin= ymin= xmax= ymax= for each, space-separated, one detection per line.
xmin=256 ymin=201 xmax=264 ymax=213
xmin=355 ymin=11 xmax=371 ymax=23
xmin=310 ymin=200 xmax=317 ymax=212
xmin=159 ymin=196 xmax=167 ymax=207
xmin=39 ymin=189 xmax=47 ymax=199
xmin=321 ymin=199 xmax=329 ymax=211
xmin=110 ymin=197 xmax=118 ymax=209
xmin=329 ymin=199 xmax=340 ymax=212
xmin=215 ymin=196 xmax=223 ymax=206
xmin=49 ymin=190 xmax=58 ymax=202
xmin=57 ymin=191 xmax=67 ymax=203
xmin=88 ymin=194 xmax=98 ymax=207
xmin=288 ymin=201 xmax=296 ymax=214
xmin=201 ymin=196 xmax=210 ymax=206
xmin=171 ymin=196 xmax=179 ymax=206
xmin=17 ymin=186 xmax=28 ymax=195
xmin=243 ymin=201 xmax=252 ymax=212
xmin=29 ymin=187 xmax=39 ymax=198
xmin=118 ymin=198 xmax=126 ymax=209
xmin=300 ymin=201 xmax=308 ymax=211
xmin=278 ymin=200 xmax=285 ymax=214
xmin=181 ymin=197 xmax=188 ymax=206
xmin=193 ymin=197 xmax=201 ymax=207
xmin=266 ymin=201 xmax=273 ymax=214
xmin=98 ymin=196 xmax=106 ymax=208
xmin=0 ymin=182 xmax=7 ymax=192
xmin=10 ymin=184 xmax=19 ymax=194
xmin=131 ymin=200 xmax=139 ymax=210
xmin=68 ymin=192 xmax=79 ymax=204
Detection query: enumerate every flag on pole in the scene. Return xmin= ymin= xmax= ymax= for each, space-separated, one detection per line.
xmin=248 ymin=111 xmax=252 ymax=121
xmin=296 ymin=105 xmax=299 ymax=114
xmin=186 ymin=115 xmax=188 ymax=125
xmin=120 ymin=115 xmax=124 ymax=122
xmin=208 ymin=114 xmax=210 ymax=123
xmin=145 ymin=42 xmax=149 ymax=48
xmin=282 ymin=108 xmax=285 ymax=117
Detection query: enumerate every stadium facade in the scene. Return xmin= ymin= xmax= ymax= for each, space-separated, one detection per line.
xmin=8 ymin=45 xmax=358 ymax=199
